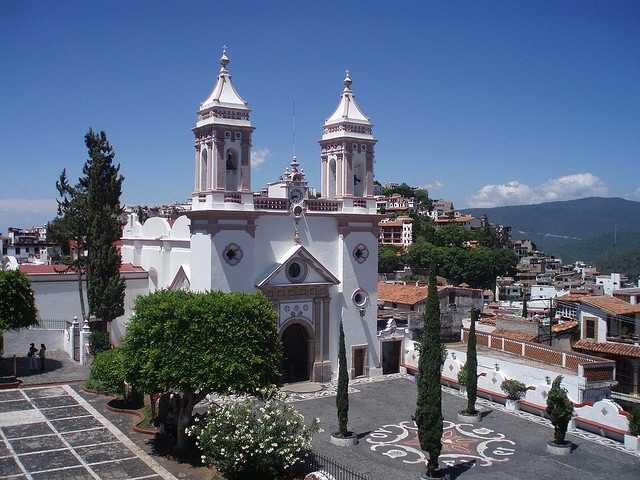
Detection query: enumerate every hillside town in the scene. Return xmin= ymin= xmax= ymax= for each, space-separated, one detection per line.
xmin=2 ymin=5 xmax=640 ymax=480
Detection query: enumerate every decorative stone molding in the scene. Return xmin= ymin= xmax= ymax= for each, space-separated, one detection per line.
xmin=353 ymin=243 xmax=369 ymax=263
xmin=222 ymin=243 xmax=243 ymax=266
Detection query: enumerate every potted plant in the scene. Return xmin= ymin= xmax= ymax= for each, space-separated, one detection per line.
xmin=501 ymin=379 xmax=527 ymax=411
xmin=545 ymin=376 xmax=574 ymax=455
xmin=624 ymin=407 xmax=640 ymax=452
xmin=457 ymin=365 xmax=468 ymax=396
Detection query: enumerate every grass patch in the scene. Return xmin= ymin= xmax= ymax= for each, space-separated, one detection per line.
xmin=139 ymin=405 xmax=153 ymax=428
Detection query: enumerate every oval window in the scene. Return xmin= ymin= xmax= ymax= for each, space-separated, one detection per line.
xmin=352 ymin=289 xmax=369 ymax=308
xmin=288 ymin=262 xmax=302 ymax=279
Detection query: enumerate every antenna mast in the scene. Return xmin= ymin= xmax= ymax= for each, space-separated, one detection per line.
xmin=292 ymin=99 xmax=296 ymax=158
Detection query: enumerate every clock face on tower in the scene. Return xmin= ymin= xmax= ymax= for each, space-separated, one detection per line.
xmin=289 ymin=187 xmax=304 ymax=204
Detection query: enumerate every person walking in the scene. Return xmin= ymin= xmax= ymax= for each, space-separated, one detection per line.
xmin=27 ymin=343 xmax=38 ymax=371
xmin=38 ymin=344 xmax=47 ymax=372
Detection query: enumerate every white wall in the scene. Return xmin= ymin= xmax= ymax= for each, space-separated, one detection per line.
xmin=24 ymin=272 xmax=149 ymax=347
xmin=3 ymin=328 xmax=65 ymax=355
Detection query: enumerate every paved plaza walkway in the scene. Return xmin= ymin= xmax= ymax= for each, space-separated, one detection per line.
xmin=0 ymin=385 xmax=176 ymax=480
xmin=1 ymin=352 xmax=90 ymax=387
xmin=294 ymin=376 xmax=640 ymax=480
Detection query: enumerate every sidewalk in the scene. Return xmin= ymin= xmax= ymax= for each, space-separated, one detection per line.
xmin=1 ymin=351 xmax=90 ymax=386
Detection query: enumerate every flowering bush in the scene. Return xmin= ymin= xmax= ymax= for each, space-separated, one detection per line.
xmin=187 ymin=390 xmax=320 ymax=480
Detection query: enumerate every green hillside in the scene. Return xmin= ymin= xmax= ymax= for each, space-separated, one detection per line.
xmin=463 ymin=197 xmax=640 ymax=263
xmin=597 ymin=248 xmax=640 ymax=283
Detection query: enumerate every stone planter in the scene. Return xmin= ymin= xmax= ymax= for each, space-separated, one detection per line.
xmin=624 ymin=434 xmax=639 ymax=452
xmin=330 ymin=432 xmax=358 ymax=447
xmin=457 ymin=410 xmax=482 ymax=423
xmin=546 ymin=441 xmax=572 ymax=456
xmin=505 ymin=399 xmax=520 ymax=411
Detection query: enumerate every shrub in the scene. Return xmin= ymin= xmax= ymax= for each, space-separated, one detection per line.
xmin=88 ymin=348 xmax=125 ymax=396
xmin=457 ymin=365 xmax=468 ymax=386
xmin=546 ymin=376 xmax=573 ymax=445
xmin=188 ymin=391 xmax=319 ymax=480
xmin=500 ymin=379 xmax=527 ymax=400
xmin=629 ymin=407 xmax=640 ymax=437
xmin=89 ymin=330 xmax=110 ymax=356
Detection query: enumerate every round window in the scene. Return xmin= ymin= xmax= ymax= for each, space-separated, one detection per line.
xmin=352 ymin=289 xmax=369 ymax=308
xmin=222 ymin=243 xmax=243 ymax=266
xmin=288 ymin=262 xmax=301 ymax=278
xmin=286 ymin=261 xmax=307 ymax=283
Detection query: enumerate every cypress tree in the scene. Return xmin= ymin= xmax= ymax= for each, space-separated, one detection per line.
xmin=80 ymin=129 xmax=125 ymax=327
xmin=336 ymin=319 xmax=349 ymax=437
xmin=465 ymin=308 xmax=479 ymax=415
xmin=415 ymin=268 xmax=444 ymax=477
xmin=522 ymin=297 xmax=528 ymax=318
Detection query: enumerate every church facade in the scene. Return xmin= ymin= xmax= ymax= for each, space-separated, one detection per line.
xmin=121 ymin=50 xmax=382 ymax=382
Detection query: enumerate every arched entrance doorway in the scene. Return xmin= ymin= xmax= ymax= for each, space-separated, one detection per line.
xmin=282 ymin=323 xmax=309 ymax=383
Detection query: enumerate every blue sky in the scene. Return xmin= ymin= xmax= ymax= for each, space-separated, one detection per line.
xmin=1 ymin=1 xmax=639 ymax=230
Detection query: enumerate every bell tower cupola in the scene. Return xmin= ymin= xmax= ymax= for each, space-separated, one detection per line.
xmin=319 ymin=71 xmax=376 ymax=199
xmin=192 ymin=48 xmax=254 ymax=208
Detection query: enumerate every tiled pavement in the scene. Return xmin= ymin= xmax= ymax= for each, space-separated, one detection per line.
xmin=0 ymin=386 xmax=176 ymax=480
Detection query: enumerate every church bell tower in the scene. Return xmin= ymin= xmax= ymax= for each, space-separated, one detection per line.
xmin=192 ymin=48 xmax=254 ymax=209
xmin=319 ymin=71 xmax=376 ymax=200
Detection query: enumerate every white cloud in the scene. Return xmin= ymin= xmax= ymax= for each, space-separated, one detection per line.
xmin=0 ymin=198 xmax=57 ymax=213
xmin=251 ymin=148 xmax=270 ymax=168
xmin=626 ymin=187 xmax=640 ymax=200
xmin=424 ymin=180 xmax=444 ymax=191
xmin=468 ymin=172 xmax=608 ymax=208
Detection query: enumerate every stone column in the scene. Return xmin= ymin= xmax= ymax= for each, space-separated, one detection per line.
xmin=214 ymin=135 xmax=225 ymax=191
xmin=336 ymin=153 xmax=343 ymax=197
xmin=205 ymin=141 xmax=213 ymax=190
xmin=320 ymin=154 xmax=327 ymax=197
xmin=79 ymin=318 xmax=91 ymax=366
xmin=365 ymin=146 xmax=374 ymax=197
xmin=344 ymin=146 xmax=354 ymax=197
xmin=71 ymin=316 xmax=79 ymax=362
xmin=194 ymin=144 xmax=200 ymax=192
xmin=240 ymin=133 xmax=251 ymax=192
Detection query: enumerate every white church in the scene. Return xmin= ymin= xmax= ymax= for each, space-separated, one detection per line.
xmin=121 ymin=49 xmax=383 ymax=383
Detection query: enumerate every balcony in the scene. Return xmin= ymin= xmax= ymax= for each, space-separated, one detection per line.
xmin=253 ymin=197 xmax=289 ymax=210
xmin=306 ymin=199 xmax=342 ymax=212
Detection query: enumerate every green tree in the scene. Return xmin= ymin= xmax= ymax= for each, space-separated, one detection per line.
xmin=48 ymin=170 xmax=89 ymax=320
xmin=81 ymin=129 xmax=125 ymax=326
xmin=379 ymin=246 xmax=404 ymax=274
xmin=464 ymin=308 xmax=479 ymax=415
xmin=415 ymin=268 xmax=444 ymax=477
xmin=433 ymin=224 xmax=468 ymax=248
xmin=522 ymin=298 xmax=528 ymax=318
xmin=546 ymin=376 xmax=573 ymax=445
xmin=411 ymin=214 xmax=436 ymax=243
xmin=336 ymin=320 xmax=349 ymax=437
xmin=0 ymin=270 xmax=38 ymax=335
xmin=122 ymin=289 xmax=282 ymax=451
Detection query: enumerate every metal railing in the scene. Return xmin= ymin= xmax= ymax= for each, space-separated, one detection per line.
xmin=294 ymin=452 xmax=370 ymax=480
xmin=36 ymin=318 xmax=68 ymax=330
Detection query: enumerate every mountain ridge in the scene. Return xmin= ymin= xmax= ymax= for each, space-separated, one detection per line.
xmin=461 ymin=197 xmax=640 ymax=263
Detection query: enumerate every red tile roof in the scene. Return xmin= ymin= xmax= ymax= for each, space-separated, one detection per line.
xmin=581 ymin=296 xmax=640 ymax=316
xmin=491 ymin=328 xmax=538 ymax=342
xmin=20 ymin=263 xmax=146 ymax=275
xmin=378 ymin=282 xmax=428 ymax=305
xmin=573 ymin=339 xmax=640 ymax=359
xmin=552 ymin=320 xmax=578 ymax=333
